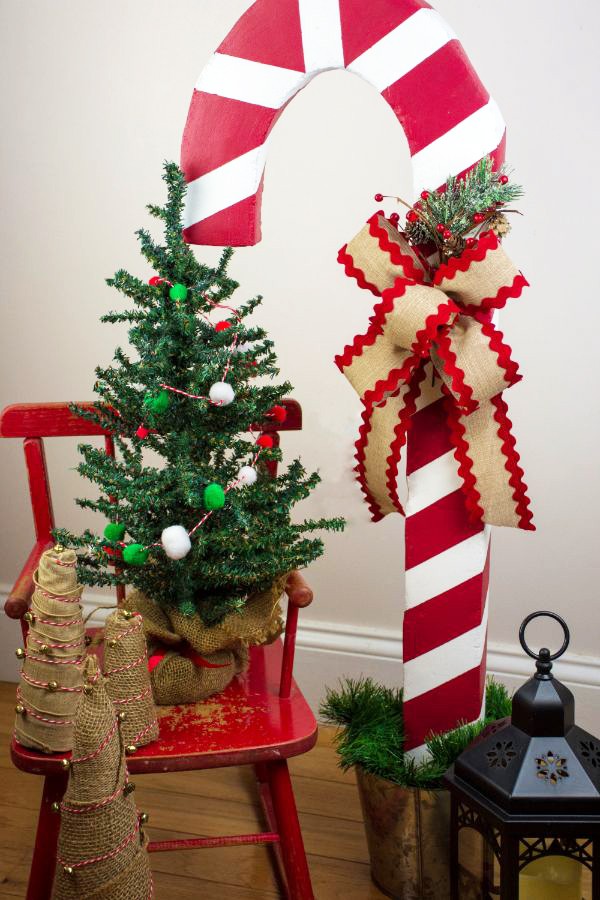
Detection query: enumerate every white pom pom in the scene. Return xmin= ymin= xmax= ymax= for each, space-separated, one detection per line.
xmin=235 ymin=342 xmax=253 ymax=354
xmin=237 ymin=465 xmax=258 ymax=486
xmin=161 ymin=525 xmax=192 ymax=560
xmin=209 ymin=382 xmax=235 ymax=406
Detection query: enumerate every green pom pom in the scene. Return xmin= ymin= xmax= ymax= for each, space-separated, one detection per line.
xmin=178 ymin=599 xmax=196 ymax=617
xmin=169 ymin=283 xmax=188 ymax=301
xmin=122 ymin=544 xmax=149 ymax=566
xmin=143 ymin=390 xmax=170 ymax=414
xmin=103 ymin=522 xmax=126 ymax=542
xmin=203 ymin=483 xmax=226 ymax=510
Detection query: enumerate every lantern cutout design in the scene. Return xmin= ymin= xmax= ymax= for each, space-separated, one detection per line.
xmin=444 ymin=611 xmax=600 ymax=900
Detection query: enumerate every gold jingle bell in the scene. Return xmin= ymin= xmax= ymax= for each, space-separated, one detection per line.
xmin=124 ymin=782 xmax=135 ymax=796
xmin=51 ymin=802 xmax=60 ymax=814
xmin=39 ymin=644 xmax=50 ymax=655
xmin=15 ymin=648 xmax=25 ymax=660
xmin=23 ymin=611 xmax=35 ymax=624
xmin=84 ymin=635 xmax=92 ymax=646
xmin=60 ymin=758 xmax=71 ymax=770
xmin=83 ymin=684 xmax=93 ymax=696
xmin=139 ymin=811 xmax=149 ymax=824
xmin=125 ymin=745 xmax=137 ymax=755
xmin=121 ymin=609 xmax=134 ymax=620
xmin=53 ymin=544 xmax=65 ymax=554
xmin=15 ymin=704 xmax=25 ymax=716
xmin=117 ymin=711 xmax=127 ymax=722
xmin=107 ymin=638 xmax=118 ymax=648
xmin=63 ymin=866 xmax=74 ymax=877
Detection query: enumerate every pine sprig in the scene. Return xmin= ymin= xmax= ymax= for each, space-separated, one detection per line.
xmin=401 ymin=156 xmax=523 ymax=261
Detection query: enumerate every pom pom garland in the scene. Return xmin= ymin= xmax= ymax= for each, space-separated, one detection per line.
xmin=161 ymin=525 xmax=192 ymax=560
xmin=135 ymin=426 xmax=150 ymax=439
xmin=256 ymin=434 xmax=274 ymax=449
xmin=122 ymin=544 xmax=150 ymax=566
xmin=143 ymin=390 xmax=170 ymax=414
xmin=268 ymin=405 xmax=287 ymax=424
xmin=237 ymin=465 xmax=258 ymax=486
xmin=215 ymin=320 xmax=232 ymax=332
xmin=203 ymin=483 xmax=226 ymax=510
xmin=104 ymin=523 xmax=126 ymax=542
xmin=148 ymin=276 xmax=168 ymax=287
xmin=209 ymin=382 xmax=235 ymax=406
xmin=169 ymin=283 xmax=188 ymax=301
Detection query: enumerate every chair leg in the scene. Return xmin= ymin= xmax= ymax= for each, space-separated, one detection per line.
xmin=266 ymin=760 xmax=314 ymax=900
xmin=26 ymin=773 xmax=67 ymax=900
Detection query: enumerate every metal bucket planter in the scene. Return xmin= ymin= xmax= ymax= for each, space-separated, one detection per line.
xmin=355 ymin=767 xmax=451 ymax=899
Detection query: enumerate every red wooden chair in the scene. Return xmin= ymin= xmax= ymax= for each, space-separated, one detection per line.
xmin=1 ymin=399 xmax=317 ymax=900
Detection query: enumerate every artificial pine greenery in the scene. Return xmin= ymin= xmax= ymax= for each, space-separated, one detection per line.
xmin=56 ymin=163 xmax=344 ymax=624
xmin=320 ymin=676 xmax=512 ymax=789
xmin=403 ymin=155 xmax=524 ymax=260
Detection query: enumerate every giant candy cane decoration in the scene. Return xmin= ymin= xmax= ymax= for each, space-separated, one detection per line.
xmin=181 ymin=0 xmax=510 ymax=758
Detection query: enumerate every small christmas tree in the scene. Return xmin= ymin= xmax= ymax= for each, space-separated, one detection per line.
xmin=57 ymin=163 xmax=342 ymax=625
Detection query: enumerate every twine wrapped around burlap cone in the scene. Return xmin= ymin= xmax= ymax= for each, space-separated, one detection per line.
xmin=104 ymin=609 xmax=158 ymax=749
xmin=125 ymin=578 xmax=285 ymax=705
xmin=15 ymin=546 xmax=85 ymax=753
xmin=52 ymin=656 xmax=153 ymax=900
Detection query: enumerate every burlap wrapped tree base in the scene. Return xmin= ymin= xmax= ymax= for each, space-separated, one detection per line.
xmin=126 ymin=579 xmax=285 ymax=705
xmin=53 ymin=656 xmax=153 ymax=900
xmin=104 ymin=609 xmax=158 ymax=749
xmin=15 ymin=546 xmax=85 ymax=753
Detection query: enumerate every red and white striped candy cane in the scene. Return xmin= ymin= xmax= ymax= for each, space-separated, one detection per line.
xmin=181 ymin=0 xmax=504 ymax=757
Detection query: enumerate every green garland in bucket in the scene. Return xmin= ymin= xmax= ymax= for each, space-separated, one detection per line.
xmin=320 ymin=677 xmax=512 ymax=789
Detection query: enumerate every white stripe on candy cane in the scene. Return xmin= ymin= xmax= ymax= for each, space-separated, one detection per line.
xmin=412 ymin=98 xmax=506 ymax=192
xmin=183 ymin=144 xmax=269 ymax=229
xmin=405 ymin=450 xmax=462 ymax=517
xmin=347 ymin=8 xmax=457 ymax=92
xmin=298 ymin=0 xmax=345 ymax=72
xmin=403 ymin=596 xmax=489 ymax=700
xmin=405 ymin=527 xmax=491 ymax=610
xmin=195 ymin=53 xmax=309 ymax=109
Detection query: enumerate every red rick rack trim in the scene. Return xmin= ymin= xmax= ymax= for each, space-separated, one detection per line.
xmin=463 ymin=272 xmax=529 ymax=316
xmin=479 ymin=321 xmax=521 ymax=387
xmin=337 ymin=244 xmax=381 ymax=297
xmin=384 ymin=364 xmax=427 ymax=515
xmin=368 ymin=214 xmax=426 ymax=284
xmin=354 ymin=402 xmax=386 ymax=522
xmin=334 ymin=283 xmax=408 ymax=371
xmin=433 ymin=230 xmax=499 ymax=285
xmin=434 ymin=329 xmax=478 ymax=414
xmin=443 ymin=394 xmax=486 ymax=527
xmin=491 ymin=394 xmax=535 ymax=531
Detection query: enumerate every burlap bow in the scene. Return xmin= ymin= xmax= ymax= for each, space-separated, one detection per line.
xmin=336 ymin=214 xmax=534 ymax=530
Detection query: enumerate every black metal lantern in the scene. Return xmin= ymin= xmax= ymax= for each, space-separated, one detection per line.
xmin=444 ymin=611 xmax=600 ymax=900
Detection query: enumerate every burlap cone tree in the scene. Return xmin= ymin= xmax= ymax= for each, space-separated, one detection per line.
xmin=103 ymin=608 xmax=158 ymax=748
xmin=15 ymin=546 xmax=85 ymax=753
xmin=53 ymin=656 xmax=153 ymax=900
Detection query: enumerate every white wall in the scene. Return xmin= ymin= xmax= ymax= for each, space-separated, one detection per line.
xmin=1 ymin=1 xmax=599 ymax=720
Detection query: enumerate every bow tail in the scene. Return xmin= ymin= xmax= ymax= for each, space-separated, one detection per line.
xmin=444 ymin=393 xmax=535 ymax=530
xmin=355 ymin=365 xmax=427 ymax=522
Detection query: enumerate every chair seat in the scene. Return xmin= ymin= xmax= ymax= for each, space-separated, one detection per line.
xmin=11 ymin=640 xmax=317 ymax=777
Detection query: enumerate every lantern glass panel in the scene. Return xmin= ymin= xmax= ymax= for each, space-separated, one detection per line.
xmin=457 ymin=826 xmax=499 ymax=898
xmin=519 ymin=853 xmax=584 ymax=899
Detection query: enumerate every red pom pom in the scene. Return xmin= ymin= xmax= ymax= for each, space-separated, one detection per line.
xmin=136 ymin=425 xmax=149 ymax=439
xmin=473 ymin=212 xmax=486 ymax=224
xmin=406 ymin=210 xmax=418 ymax=223
xmin=374 ymin=193 xmax=384 ymax=202
xmin=269 ymin=405 xmax=287 ymax=423
xmin=465 ymin=237 xmax=477 ymax=249
xmin=420 ymin=190 xmax=430 ymax=200
xmin=443 ymin=228 xmax=452 ymax=240
xmin=499 ymin=174 xmax=509 ymax=185
xmin=389 ymin=212 xmax=400 ymax=225
xmin=149 ymin=276 xmax=165 ymax=286
xmin=215 ymin=320 xmax=232 ymax=332
xmin=436 ymin=223 xmax=446 ymax=234
xmin=257 ymin=434 xmax=274 ymax=449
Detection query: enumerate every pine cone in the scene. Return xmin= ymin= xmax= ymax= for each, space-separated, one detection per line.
xmin=404 ymin=220 xmax=431 ymax=246
xmin=488 ymin=212 xmax=511 ymax=238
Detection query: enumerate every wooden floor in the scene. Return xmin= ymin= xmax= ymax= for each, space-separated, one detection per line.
xmin=0 ymin=682 xmax=387 ymax=900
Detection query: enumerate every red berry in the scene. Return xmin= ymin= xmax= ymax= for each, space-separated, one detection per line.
xmin=374 ymin=193 xmax=384 ymax=202
xmin=257 ymin=434 xmax=274 ymax=449
xmin=420 ymin=190 xmax=430 ymax=201
xmin=269 ymin=405 xmax=287 ymax=423
xmin=406 ymin=210 xmax=418 ymax=223
xmin=215 ymin=320 xmax=231 ymax=332
xmin=436 ymin=223 xmax=446 ymax=234
xmin=499 ymin=174 xmax=509 ymax=185
xmin=473 ymin=212 xmax=486 ymax=224
xmin=465 ymin=237 xmax=477 ymax=249
xmin=136 ymin=425 xmax=149 ymax=439
xmin=443 ymin=229 xmax=452 ymax=240
xmin=149 ymin=276 xmax=165 ymax=286
xmin=389 ymin=212 xmax=400 ymax=225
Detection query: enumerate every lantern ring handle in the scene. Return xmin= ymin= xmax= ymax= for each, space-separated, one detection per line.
xmin=519 ymin=611 xmax=570 ymax=661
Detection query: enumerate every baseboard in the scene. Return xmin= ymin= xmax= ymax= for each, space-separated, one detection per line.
xmin=2 ymin=585 xmax=599 ymax=732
